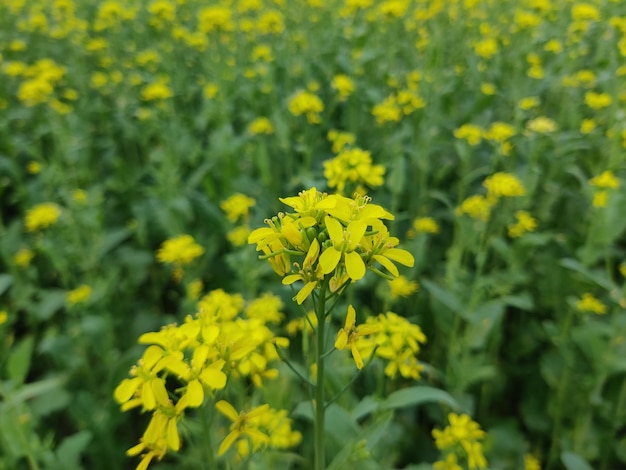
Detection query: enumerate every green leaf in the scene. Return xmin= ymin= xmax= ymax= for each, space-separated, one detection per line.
xmin=35 ymin=289 xmax=67 ymax=321
xmin=54 ymin=431 xmax=92 ymax=470
xmin=559 ymin=258 xmax=613 ymax=290
xmin=561 ymin=451 xmax=594 ymax=470
xmin=421 ymin=279 xmax=465 ymax=316
xmin=6 ymin=336 xmax=34 ymax=385
xmin=0 ymin=273 xmax=13 ymax=296
xmin=351 ymin=395 xmax=380 ymax=421
xmin=381 ymin=386 xmax=459 ymax=411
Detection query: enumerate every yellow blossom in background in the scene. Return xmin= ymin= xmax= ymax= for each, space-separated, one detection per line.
xmin=220 ymin=193 xmax=256 ymax=222
xmin=14 ymin=248 xmax=35 ymax=267
xmin=526 ymin=117 xmax=557 ymax=134
xmin=323 ymin=147 xmax=385 ymax=193
xmin=142 ymin=79 xmax=173 ymax=101
xmin=67 ymin=285 xmax=92 ymax=305
xmin=25 ymin=203 xmax=61 ymax=232
xmin=372 ymin=95 xmax=402 ymax=124
xmin=456 ymin=195 xmax=492 ymax=222
xmin=585 ymin=91 xmax=612 ymax=109
xmin=245 ymin=293 xmax=284 ymax=324
xmin=483 ymin=172 xmax=526 ymax=199
xmin=186 ymin=279 xmax=203 ymax=300
xmin=331 ymin=74 xmax=355 ymax=100
xmin=483 ymin=122 xmax=516 ymax=142
xmin=580 ymin=119 xmax=596 ymax=134
xmin=432 ymin=413 xmax=488 ymax=470
xmin=576 ymin=293 xmax=607 ymax=314
xmin=288 ymin=90 xmax=324 ymax=124
xmin=572 ymin=3 xmax=600 ymax=22
xmin=335 ymin=305 xmax=379 ymax=369
xmin=525 ymin=454 xmax=541 ymax=470
xmin=156 ymin=235 xmax=205 ymax=265
xmin=481 ymin=83 xmax=496 ymax=95
xmin=388 ymin=275 xmax=419 ymax=299
xmin=411 ymin=216 xmax=440 ymax=235
xmin=454 ymin=124 xmax=483 ymax=146
xmin=27 ymin=161 xmax=41 ymax=174
xmin=248 ymin=117 xmax=274 ymax=135
xmin=619 ymin=263 xmax=626 ymax=278
xmin=473 ymin=37 xmax=498 ymax=59
xmin=518 ymin=96 xmax=540 ymax=110
xmin=592 ymin=190 xmax=608 ymax=207
xmin=327 ymin=129 xmax=356 ymax=153
xmin=203 ymin=83 xmax=219 ymax=99
xmin=72 ymin=189 xmax=88 ymax=203
xmin=508 ymin=211 xmax=538 ymax=238
xmin=227 ymin=225 xmax=252 ymax=247
xmin=434 ymin=453 xmax=463 ymax=470
xmin=590 ymin=170 xmax=619 ymax=189
xmin=0 ymin=310 xmax=7 ymax=325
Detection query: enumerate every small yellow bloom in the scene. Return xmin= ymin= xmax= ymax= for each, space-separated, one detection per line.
xmin=0 ymin=310 xmax=7 ymax=325
xmin=483 ymin=172 xmax=526 ymax=199
xmin=526 ymin=117 xmax=557 ymax=134
xmin=25 ymin=203 xmax=61 ymax=232
xmin=481 ymin=83 xmax=496 ymax=95
xmin=585 ymin=91 xmax=612 ymax=110
xmin=518 ymin=96 xmax=540 ymax=110
xmin=590 ymin=170 xmax=619 ymax=189
xmin=412 ymin=216 xmax=440 ymax=234
xmin=335 ymin=305 xmax=378 ymax=369
xmin=203 ymin=83 xmax=219 ymax=99
xmin=525 ymin=453 xmax=541 ymax=470
xmin=580 ymin=119 xmax=596 ymax=134
xmin=592 ymin=191 xmax=608 ymax=207
xmin=248 ymin=117 xmax=274 ymax=135
xmin=142 ymin=80 xmax=173 ymax=101
xmin=156 ymin=235 xmax=205 ymax=265
xmin=27 ymin=161 xmax=42 ymax=174
xmin=455 ymin=195 xmax=492 ymax=222
xmin=14 ymin=248 xmax=35 ymax=267
xmin=454 ymin=124 xmax=483 ymax=146
xmin=576 ymin=293 xmax=607 ymax=314
xmin=508 ymin=211 xmax=538 ymax=238
xmin=388 ymin=275 xmax=419 ymax=299
xmin=288 ymin=90 xmax=324 ymax=124
xmin=67 ymin=285 xmax=92 ymax=305
xmin=72 ymin=189 xmax=88 ymax=203
xmin=220 ymin=193 xmax=256 ymax=222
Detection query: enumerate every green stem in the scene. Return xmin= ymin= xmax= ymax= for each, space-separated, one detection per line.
xmin=200 ymin=398 xmax=216 ymax=470
xmin=314 ymin=276 xmax=330 ymax=470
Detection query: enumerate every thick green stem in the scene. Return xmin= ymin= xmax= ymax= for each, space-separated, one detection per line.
xmin=314 ymin=277 xmax=330 ymax=470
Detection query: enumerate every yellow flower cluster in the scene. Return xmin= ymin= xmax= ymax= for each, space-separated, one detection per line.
xmin=575 ymin=293 xmax=607 ymax=315
xmin=288 ymin=90 xmax=324 ymax=124
xmin=156 ymin=234 xmax=205 ymax=266
xmin=13 ymin=248 xmax=35 ymax=267
xmin=358 ymin=311 xmax=427 ymax=379
xmin=388 ymin=275 xmax=419 ymax=299
xmin=410 ymin=216 xmax=440 ymax=235
xmin=327 ymin=129 xmax=356 ymax=153
xmin=247 ymin=117 xmax=274 ymax=135
xmin=220 ymin=193 xmax=256 ymax=223
xmin=483 ymin=172 xmax=526 ymax=199
xmin=590 ymin=170 xmax=620 ymax=208
xmin=331 ymin=74 xmax=355 ymax=100
xmin=114 ymin=289 xmax=295 ymax=468
xmin=14 ymin=58 xmax=67 ymax=107
xmin=432 ymin=413 xmax=488 ymax=470
xmin=508 ymin=211 xmax=538 ymax=238
xmin=24 ymin=202 xmax=62 ymax=232
xmin=248 ymin=188 xmax=414 ymax=304
xmin=323 ymin=147 xmax=386 ymax=194
xmin=67 ymin=285 xmax=92 ymax=305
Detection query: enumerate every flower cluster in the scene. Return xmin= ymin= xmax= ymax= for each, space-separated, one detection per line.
xmin=432 ymin=413 xmax=488 ymax=470
xmin=323 ymin=147 xmax=386 ymax=195
xmin=248 ymin=188 xmax=414 ymax=304
xmin=220 ymin=193 xmax=257 ymax=247
xmin=114 ymin=289 xmax=295 ymax=469
xmin=24 ymin=202 xmax=62 ymax=232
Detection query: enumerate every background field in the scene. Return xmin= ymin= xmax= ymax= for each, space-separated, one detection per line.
xmin=1 ymin=0 xmax=626 ymax=469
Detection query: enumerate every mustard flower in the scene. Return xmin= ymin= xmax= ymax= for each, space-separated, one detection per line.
xmin=590 ymin=170 xmax=619 ymax=189
xmin=331 ymin=74 xmax=355 ymax=100
xmin=454 ymin=124 xmax=483 ymax=146
xmin=525 ymin=454 xmax=541 ymax=470
xmin=592 ymin=191 xmax=608 ymax=208
xmin=580 ymin=119 xmax=596 ymax=134
xmin=220 ymin=193 xmax=256 ymax=222
xmin=67 ymin=285 xmax=92 ymax=305
xmin=334 ymin=305 xmax=379 ymax=369
xmin=388 ymin=275 xmax=419 ymax=299
xmin=572 ymin=4 xmax=600 ymax=22
xmin=323 ymin=147 xmax=385 ymax=194
xmin=156 ymin=235 xmax=205 ymax=265
xmin=372 ymin=95 xmax=402 ymax=124
xmin=215 ymin=401 xmax=271 ymax=456
xmin=455 ymin=195 xmax=492 ymax=222
xmin=585 ymin=91 xmax=612 ymax=110
xmin=434 ymin=453 xmax=463 ymax=470
xmin=288 ymin=90 xmax=324 ymax=124
xmin=25 ymin=203 xmax=61 ymax=232
xmin=483 ymin=122 xmax=516 ymax=142
xmin=526 ymin=117 xmax=558 ymax=134
xmin=432 ymin=413 xmax=487 ymax=469
xmin=0 ymin=311 xmax=7 ymax=326
xmin=227 ymin=225 xmax=252 ymax=247
xmin=483 ymin=172 xmax=526 ymax=199
xmin=14 ymin=248 xmax=35 ymax=267
xmin=412 ymin=216 xmax=440 ymax=234
xmin=473 ymin=38 xmax=498 ymax=59
xmin=519 ymin=97 xmax=540 ymax=110
xmin=198 ymin=6 xmax=234 ymax=32
xmin=327 ymin=130 xmax=356 ymax=153
xmin=576 ymin=293 xmax=607 ymax=314
xmin=141 ymin=80 xmax=173 ymax=101
xmin=27 ymin=161 xmax=41 ymax=174
xmin=244 ymin=293 xmax=284 ymax=324
xmin=508 ymin=211 xmax=538 ymax=238
xmin=247 ymin=117 xmax=274 ymax=135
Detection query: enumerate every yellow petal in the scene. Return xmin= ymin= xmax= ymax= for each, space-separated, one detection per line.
xmin=319 ymin=247 xmax=341 ymax=274
xmin=383 ymin=248 xmax=414 ymax=267
xmin=345 ymin=251 xmax=365 ymax=280
xmin=114 ymin=377 xmax=142 ymax=403
xmin=282 ymin=274 xmax=302 ymax=285
xmin=185 ymin=379 xmax=204 ymax=408
xmin=373 ymin=254 xmax=399 ymax=277
xmin=351 ymin=344 xmax=364 ymax=369
xmin=141 ymin=381 xmax=156 ymax=410
xmin=325 ymin=216 xmax=344 ymax=244
xmin=151 ymin=378 xmax=170 ymax=407
xmin=167 ymin=418 xmax=180 ymax=451
xmin=347 ymin=220 xmax=367 ymax=248
xmin=199 ymin=367 xmax=227 ymax=389
xmin=346 ymin=305 xmax=356 ymax=329
xmin=215 ymin=400 xmax=239 ymax=422
xmin=304 ymin=238 xmax=320 ymax=266
xmin=335 ymin=329 xmax=348 ymax=350
xmin=218 ymin=430 xmax=240 ymax=456
xmin=295 ymin=281 xmax=317 ymax=305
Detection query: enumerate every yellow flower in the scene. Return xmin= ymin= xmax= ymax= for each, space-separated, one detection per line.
xmin=592 ymin=191 xmax=608 ymax=207
xmin=590 ymin=170 xmax=619 ymax=189
xmin=454 ymin=124 xmax=483 ymax=146
xmin=525 ymin=453 xmax=542 ymax=470
xmin=215 ymin=401 xmax=271 ymax=456
xmin=72 ymin=189 xmax=88 ymax=203
xmin=14 ymin=248 xmax=35 ymax=267
xmin=220 ymin=193 xmax=256 ymax=222
xmin=323 ymin=147 xmax=385 ymax=194
xmin=585 ymin=91 xmax=612 ymax=110
xmin=67 ymin=285 xmax=92 ymax=305
xmin=519 ymin=96 xmax=540 ymax=110
xmin=526 ymin=117 xmax=557 ymax=134
xmin=0 ymin=310 xmax=7 ymax=325
xmin=372 ymin=95 xmax=402 ymax=124
xmin=156 ymin=235 xmax=205 ymax=265
xmin=227 ymin=225 xmax=252 ymax=247
xmin=142 ymin=80 xmax=173 ymax=101
xmin=331 ymin=74 xmax=355 ymax=100
xmin=580 ymin=119 xmax=596 ymax=134
xmin=334 ymin=305 xmax=379 ymax=369
xmin=203 ymin=83 xmax=219 ymax=99
xmin=508 ymin=211 xmax=538 ymax=238
xmin=327 ymin=129 xmax=356 ymax=153
xmin=576 ymin=293 xmax=607 ymax=314
xmin=483 ymin=172 xmax=526 ymax=199
xmin=288 ymin=90 xmax=324 ymax=124
xmin=481 ymin=83 xmax=496 ymax=95
xmin=473 ymin=37 xmax=498 ymax=59
xmin=412 ymin=216 xmax=440 ymax=234
xmin=483 ymin=122 xmax=516 ymax=142
xmin=247 ymin=117 xmax=274 ymax=135
xmin=25 ymin=203 xmax=61 ymax=232
xmin=27 ymin=161 xmax=41 ymax=174
xmin=388 ymin=276 xmax=419 ymax=299
xmin=434 ymin=453 xmax=463 ymax=470
xmin=456 ymin=195 xmax=492 ymax=222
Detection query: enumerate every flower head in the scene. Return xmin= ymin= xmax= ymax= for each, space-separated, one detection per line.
xmin=25 ymin=203 xmax=61 ymax=232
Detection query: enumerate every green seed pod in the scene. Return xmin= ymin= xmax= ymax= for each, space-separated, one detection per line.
xmin=317 ymin=230 xmax=328 ymax=243
xmin=305 ymin=227 xmax=317 ymax=243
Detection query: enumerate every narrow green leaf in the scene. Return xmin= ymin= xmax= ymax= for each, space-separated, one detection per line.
xmin=7 ymin=336 xmax=34 ymax=385
xmin=561 ymin=451 xmax=594 ymax=470
xmin=0 ymin=274 xmax=13 ymax=296
xmin=381 ymin=386 xmax=459 ymax=411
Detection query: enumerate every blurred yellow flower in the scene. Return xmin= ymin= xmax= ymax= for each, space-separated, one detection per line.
xmin=203 ymin=83 xmax=219 ymax=99
xmin=483 ymin=172 xmax=526 ymax=199
xmin=248 ymin=117 xmax=274 ymax=135
xmin=67 ymin=285 xmax=92 ymax=305
xmin=518 ymin=97 xmax=540 ymax=110
xmin=483 ymin=122 xmax=516 ymax=142
xmin=590 ymin=170 xmax=619 ymax=189
xmin=508 ymin=211 xmax=538 ymax=238
xmin=27 ymin=161 xmax=41 ymax=174
xmin=455 ymin=195 xmax=493 ymax=222
xmin=331 ymin=74 xmax=355 ymax=100
xmin=388 ymin=275 xmax=419 ymax=299
xmin=592 ymin=190 xmax=608 ymax=207
xmin=14 ymin=248 xmax=35 ymax=267
xmin=227 ymin=225 xmax=252 ymax=247
xmin=580 ymin=119 xmax=596 ymax=134
xmin=526 ymin=117 xmax=557 ymax=134
xmin=524 ymin=454 xmax=541 ymax=470
xmin=288 ymin=90 xmax=324 ymax=124
xmin=412 ymin=216 xmax=440 ymax=234
xmin=454 ymin=124 xmax=483 ymax=146
xmin=220 ymin=193 xmax=256 ymax=222
xmin=576 ymin=293 xmax=607 ymax=314
xmin=585 ymin=91 xmax=612 ymax=109
xmin=156 ymin=235 xmax=205 ymax=265
xmin=25 ymin=203 xmax=61 ymax=232
xmin=142 ymin=80 xmax=173 ymax=101
xmin=0 ymin=310 xmax=7 ymax=325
